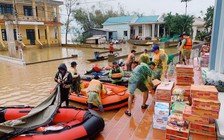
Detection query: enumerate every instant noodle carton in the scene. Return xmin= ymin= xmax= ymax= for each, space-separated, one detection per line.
xmin=155 ymin=82 xmax=174 ymax=101
xmin=183 ymin=106 xmax=210 ymax=125
xmin=192 ymin=98 xmax=220 ymax=112
xmin=189 ymin=121 xmax=216 ymax=138
xmin=191 ymin=107 xmax=219 ymax=119
xmin=190 ymin=85 xmax=218 ymax=100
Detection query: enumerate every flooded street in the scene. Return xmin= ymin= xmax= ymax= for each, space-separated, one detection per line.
xmin=0 ymin=43 xmax=176 ymax=107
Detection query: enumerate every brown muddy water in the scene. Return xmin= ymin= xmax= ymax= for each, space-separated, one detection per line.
xmin=0 ymin=43 xmax=176 ymax=107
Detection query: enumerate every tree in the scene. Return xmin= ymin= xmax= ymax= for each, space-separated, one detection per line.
xmin=73 ymin=4 xmax=127 ymax=32
xmin=64 ymin=0 xmax=78 ymax=44
xmin=181 ymin=0 xmax=192 ymax=15
xmin=164 ymin=13 xmax=194 ymax=37
xmin=204 ymin=6 xmax=214 ymax=33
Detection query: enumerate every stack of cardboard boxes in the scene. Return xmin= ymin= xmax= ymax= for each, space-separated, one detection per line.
xmin=153 ymin=102 xmax=170 ymax=130
xmin=176 ymin=64 xmax=194 ymax=85
xmin=166 ymin=113 xmax=189 ymax=140
xmin=183 ymin=85 xmax=220 ymax=138
xmin=155 ymin=82 xmax=174 ymax=103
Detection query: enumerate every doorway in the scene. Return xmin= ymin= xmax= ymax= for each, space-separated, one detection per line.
xmin=26 ymin=29 xmax=35 ymax=45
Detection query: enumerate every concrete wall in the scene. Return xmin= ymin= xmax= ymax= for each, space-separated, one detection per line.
xmin=103 ymin=24 xmax=129 ymax=40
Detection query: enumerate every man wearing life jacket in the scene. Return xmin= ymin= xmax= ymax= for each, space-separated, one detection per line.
xmin=179 ymin=33 xmax=192 ymax=65
xmin=151 ymin=45 xmax=168 ymax=80
xmin=125 ymin=62 xmax=154 ymax=116
xmin=54 ymin=63 xmax=73 ymax=107
xmin=70 ymin=61 xmax=81 ymax=95
xmin=109 ymin=61 xmax=124 ymax=84
xmin=86 ymin=76 xmax=107 ymax=112
xmin=125 ymin=50 xmax=136 ymax=71
xmin=138 ymin=49 xmax=150 ymax=64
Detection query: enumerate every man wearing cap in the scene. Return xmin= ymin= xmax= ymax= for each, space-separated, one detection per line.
xmin=70 ymin=61 xmax=81 ymax=95
xmin=138 ymin=49 xmax=150 ymax=64
xmin=125 ymin=62 xmax=154 ymax=116
xmin=151 ymin=45 xmax=168 ymax=80
xmin=126 ymin=50 xmax=136 ymax=71
xmin=109 ymin=61 xmax=125 ymax=84
xmin=177 ymin=34 xmax=184 ymax=64
xmin=54 ymin=63 xmax=73 ymax=107
xmin=179 ymin=33 xmax=192 ymax=65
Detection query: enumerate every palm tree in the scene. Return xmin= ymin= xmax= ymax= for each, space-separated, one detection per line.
xmin=181 ymin=0 xmax=192 ymax=15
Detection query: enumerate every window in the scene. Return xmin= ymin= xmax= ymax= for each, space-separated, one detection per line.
xmin=13 ymin=29 xmax=17 ymax=40
xmin=139 ymin=26 xmax=142 ymax=34
xmin=0 ymin=4 xmax=13 ymax=14
xmin=55 ymin=27 xmax=58 ymax=39
xmin=45 ymin=29 xmax=47 ymax=40
xmin=124 ymin=31 xmax=127 ymax=36
xmin=24 ymin=6 xmax=33 ymax=16
xmin=36 ymin=6 xmax=38 ymax=17
xmin=1 ymin=29 xmax=7 ymax=41
xmin=38 ymin=29 xmax=40 ymax=39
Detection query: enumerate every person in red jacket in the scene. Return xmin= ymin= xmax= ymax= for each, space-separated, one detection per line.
xmin=109 ymin=43 xmax=114 ymax=54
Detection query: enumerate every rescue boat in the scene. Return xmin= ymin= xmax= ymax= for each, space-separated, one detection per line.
xmin=0 ymin=107 xmax=105 ymax=140
xmin=69 ymin=80 xmax=129 ymax=111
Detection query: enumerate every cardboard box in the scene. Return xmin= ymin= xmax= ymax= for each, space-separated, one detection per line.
xmin=156 ymin=82 xmax=174 ymax=92
xmin=176 ymin=64 xmax=194 ymax=70
xmin=190 ymin=128 xmax=216 ymax=138
xmin=155 ymin=94 xmax=171 ymax=101
xmin=183 ymin=106 xmax=210 ymax=125
xmin=190 ymin=85 xmax=218 ymax=100
xmin=171 ymin=96 xmax=189 ymax=105
xmin=190 ymin=122 xmax=216 ymax=133
xmin=176 ymin=77 xmax=194 ymax=82
xmin=155 ymin=102 xmax=170 ymax=116
xmin=176 ymin=81 xmax=194 ymax=86
xmin=192 ymin=98 xmax=220 ymax=112
xmin=176 ymin=72 xmax=194 ymax=77
xmin=166 ymin=124 xmax=189 ymax=138
xmin=192 ymin=107 xmax=219 ymax=119
xmin=153 ymin=114 xmax=168 ymax=126
xmin=152 ymin=79 xmax=161 ymax=87
xmin=166 ymin=133 xmax=188 ymax=140
xmin=153 ymin=124 xmax=167 ymax=130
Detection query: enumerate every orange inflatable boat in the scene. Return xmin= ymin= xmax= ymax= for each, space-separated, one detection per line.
xmin=69 ymin=80 xmax=129 ymax=111
xmin=0 ymin=107 xmax=104 ymax=140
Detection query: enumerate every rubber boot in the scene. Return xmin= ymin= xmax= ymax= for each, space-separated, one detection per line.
xmin=98 ymin=105 xmax=104 ymax=112
xmin=88 ymin=103 xmax=93 ymax=109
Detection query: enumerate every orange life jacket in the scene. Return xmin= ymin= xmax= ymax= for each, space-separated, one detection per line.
xmin=184 ymin=38 xmax=192 ymax=50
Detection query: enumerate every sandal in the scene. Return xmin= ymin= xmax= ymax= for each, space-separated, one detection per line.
xmin=125 ymin=110 xmax=131 ymax=116
xmin=141 ymin=104 xmax=149 ymax=109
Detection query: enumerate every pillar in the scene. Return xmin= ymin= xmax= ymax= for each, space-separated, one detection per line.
xmin=157 ymin=24 xmax=160 ymax=38
xmin=209 ymin=0 xmax=224 ymax=73
xmin=5 ymin=21 xmax=16 ymax=57
xmin=56 ymin=6 xmax=59 ymax=22
xmin=32 ymin=0 xmax=37 ymax=19
xmin=46 ymin=26 xmax=50 ymax=46
xmin=0 ymin=25 xmax=3 ymax=43
xmin=44 ymin=0 xmax=48 ymax=21
xmin=152 ymin=24 xmax=155 ymax=39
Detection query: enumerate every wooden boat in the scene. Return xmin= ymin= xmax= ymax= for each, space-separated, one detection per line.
xmin=87 ymin=56 xmax=108 ymax=62
xmin=69 ymin=81 xmax=129 ymax=111
xmin=0 ymin=107 xmax=104 ymax=140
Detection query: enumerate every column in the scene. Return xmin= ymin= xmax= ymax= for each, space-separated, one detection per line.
xmin=44 ymin=0 xmax=48 ymax=21
xmin=58 ymin=26 xmax=61 ymax=45
xmin=5 ymin=21 xmax=16 ymax=57
xmin=0 ymin=26 xmax=3 ymax=43
xmin=34 ymin=25 xmax=39 ymax=44
xmin=157 ymin=24 xmax=160 ymax=38
xmin=46 ymin=26 xmax=50 ymax=47
xmin=209 ymin=0 xmax=222 ymax=72
xmin=56 ymin=6 xmax=59 ymax=22
xmin=32 ymin=0 xmax=37 ymax=19
xmin=152 ymin=24 xmax=155 ymax=39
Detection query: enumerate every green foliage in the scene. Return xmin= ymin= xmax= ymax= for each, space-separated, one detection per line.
xmin=164 ymin=12 xmax=194 ymax=37
xmin=204 ymin=6 xmax=214 ymax=32
xmin=195 ymin=31 xmax=207 ymax=40
xmin=73 ymin=4 xmax=126 ymax=31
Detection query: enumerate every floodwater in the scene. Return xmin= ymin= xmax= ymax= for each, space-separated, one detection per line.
xmin=0 ymin=43 xmax=177 ymax=110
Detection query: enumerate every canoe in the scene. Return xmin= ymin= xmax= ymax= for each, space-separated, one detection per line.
xmin=87 ymin=57 xmax=108 ymax=62
xmin=0 ymin=107 xmax=104 ymax=140
xmin=69 ymin=80 xmax=129 ymax=111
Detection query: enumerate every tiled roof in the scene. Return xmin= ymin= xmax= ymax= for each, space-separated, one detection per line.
xmin=135 ymin=15 xmax=159 ymax=23
xmin=103 ymin=16 xmax=133 ymax=25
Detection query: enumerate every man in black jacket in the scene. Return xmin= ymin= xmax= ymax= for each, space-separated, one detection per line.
xmin=54 ymin=63 xmax=72 ymax=107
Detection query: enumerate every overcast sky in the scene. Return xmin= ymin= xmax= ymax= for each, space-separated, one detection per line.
xmin=59 ymin=0 xmax=215 ymax=32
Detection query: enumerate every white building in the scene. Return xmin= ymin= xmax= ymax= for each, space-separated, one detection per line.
xmin=192 ymin=17 xmax=206 ymax=40
xmin=102 ymin=15 xmax=165 ymax=40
